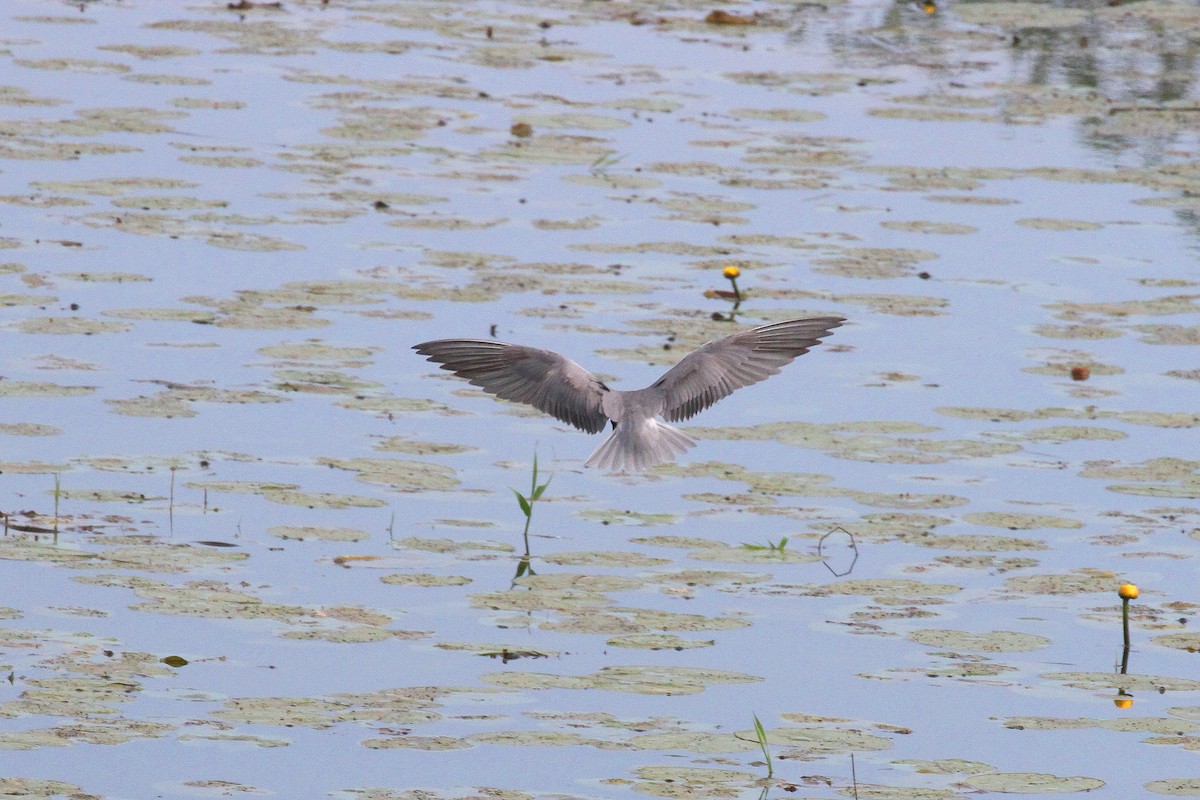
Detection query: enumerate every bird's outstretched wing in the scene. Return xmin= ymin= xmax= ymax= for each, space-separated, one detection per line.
xmin=652 ymin=317 xmax=845 ymax=422
xmin=413 ymin=339 xmax=610 ymax=434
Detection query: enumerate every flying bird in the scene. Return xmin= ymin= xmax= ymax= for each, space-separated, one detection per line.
xmin=414 ymin=317 xmax=845 ymax=472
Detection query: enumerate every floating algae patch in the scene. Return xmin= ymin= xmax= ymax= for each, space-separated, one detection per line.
xmin=34 ymin=177 xmax=199 ymax=196
xmin=386 ymin=214 xmax=507 ymax=231
xmin=682 ymin=492 xmax=779 ymax=510
xmin=906 ymin=533 xmax=1047 ymax=552
xmin=381 ymin=573 xmax=471 ymax=587
xmin=258 ymin=342 xmax=377 ymax=362
xmin=1021 ymin=426 xmax=1126 ymax=442
xmin=0 ymin=461 xmax=71 ymax=475
xmin=1004 ymin=570 xmax=1118 ymax=595
xmin=103 ymin=307 xmax=220 ymax=324
xmin=85 ymin=540 xmax=249 ymax=573
xmin=817 ymin=513 xmax=951 ymax=542
xmin=1048 ymin=294 xmax=1200 ymax=319
xmin=0 ymin=292 xmax=57 ymax=307
xmin=1146 ymin=778 xmax=1200 ymax=795
xmin=316 ymin=457 xmax=459 ymax=492
xmin=211 ymin=696 xmax=355 ymax=729
xmin=1033 ymin=323 xmax=1123 ymax=340
xmin=260 ymin=488 xmax=385 ymax=509
xmin=607 ymin=634 xmax=715 ymax=651
xmin=931 ymin=556 xmax=1039 ymax=571
xmin=628 ymin=766 xmax=755 ymax=798
xmin=56 ymin=270 xmax=154 ymax=284
xmin=372 ymin=436 xmax=476 ymax=456
xmin=471 ymin=588 xmax=614 ymax=615
xmin=1016 ymin=218 xmax=1103 ymax=232
xmin=880 ymin=220 xmax=978 ymax=235
xmin=0 ymin=540 xmax=73 ymax=569
xmin=511 ymin=113 xmax=630 ymax=131
xmin=1002 ymin=717 xmax=1098 ymax=731
xmin=515 ymin=573 xmax=645 ymax=594
xmin=0 ymin=381 xmax=94 ymax=397
xmin=1136 ymin=325 xmax=1200 ymax=346
xmin=570 ymin=240 xmax=733 ymax=257
xmin=487 ymin=134 xmax=615 ymax=166
xmin=0 ymin=779 xmax=91 ymax=796
xmin=802 ymin=579 xmax=961 ymax=599
xmin=435 ymin=642 xmax=556 ymax=659
xmin=15 ymin=57 xmax=132 ymax=74
xmin=176 ymin=734 xmax=289 ymax=753
xmin=562 ymin=172 xmax=662 ymax=190
xmin=834 ymin=293 xmax=949 ymax=317
xmin=963 ymin=512 xmax=1083 ymax=530
xmin=531 ymin=215 xmax=604 ymax=231
xmin=625 ymin=730 xmax=753 ymax=754
xmin=98 ymin=578 xmax=310 ymax=622
xmin=656 ymin=461 xmax=968 ymax=509
xmin=542 ymin=551 xmax=671 ymax=568
xmin=390 ymin=537 xmax=513 ymax=555
xmin=764 ymin=725 xmax=893 ymax=755
xmin=362 ymin=735 xmax=473 ymax=751
xmin=482 ymin=665 xmax=762 ymax=696
xmin=7 ymin=673 xmax=148 ymax=717
xmin=688 ymin=546 xmax=823 ymax=565
xmin=685 ymin=419 xmax=1017 ymax=466
xmin=575 ymin=510 xmax=679 ymax=526
xmin=468 ymin=731 xmax=609 ymax=749
xmin=809 ymin=247 xmax=938 ymax=280
xmin=109 ymin=385 xmax=287 ymax=418
xmin=272 ymin=369 xmax=382 ymax=394
xmin=1028 ymin=716 xmax=1200 ymax=734
xmin=643 ymin=569 xmax=770 ymax=588
xmin=1043 ymin=672 xmax=1200 ymax=692
xmin=0 ymin=719 xmax=175 ymax=749
xmin=54 ymin=488 xmax=163 ymax=503
xmin=337 ymin=395 xmax=466 ymax=417
xmin=632 ymin=536 xmax=731 ymax=550
xmin=279 ymin=626 xmax=427 ymax=644
xmin=896 ymin=759 xmax=995 ymax=774
xmin=0 ymin=422 xmax=61 ymax=436
xmin=908 ymin=629 xmax=1051 ymax=653
xmin=1151 ymin=633 xmax=1200 ymax=653
xmin=939 ymin=406 xmax=1200 ymax=429
xmin=926 ymin=194 xmax=1017 ymax=206
xmin=964 ymin=773 xmax=1105 ymax=793
xmin=186 ymin=480 xmax=300 ymax=495
xmin=268 ymin=526 xmax=369 ymax=542
xmin=1082 ymin=458 xmax=1200 ymax=499
xmin=546 ymin=608 xmax=750 ymax=635
xmin=731 ymin=107 xmax=826 ymax=123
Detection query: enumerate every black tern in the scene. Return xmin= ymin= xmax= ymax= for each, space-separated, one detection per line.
xmin=414 ymin=316 xmax=845 ymax=471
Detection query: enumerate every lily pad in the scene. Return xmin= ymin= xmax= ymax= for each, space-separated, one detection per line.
xmin=908 ymin=629 xmax=1051 ymax=653
xmin=963 ymin=772 xmax=1104 ymax=793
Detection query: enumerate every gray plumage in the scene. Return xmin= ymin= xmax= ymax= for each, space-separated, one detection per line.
xmin=414 ymin=316 xmax=845 ymax=471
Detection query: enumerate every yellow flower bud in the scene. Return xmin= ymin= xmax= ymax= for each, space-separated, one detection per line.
xmin=723 ymin=265 xmax=741 ymax=280
xmin=1118 ymin=583 xmax=1138 ymax=600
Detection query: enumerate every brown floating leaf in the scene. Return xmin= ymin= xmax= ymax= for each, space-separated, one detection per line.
xmin=706 ymin=9 xmax=757 ymax=25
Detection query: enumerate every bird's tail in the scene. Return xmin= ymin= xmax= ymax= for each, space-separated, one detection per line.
xmin=584 ymin=418 xmax=697 ymax=472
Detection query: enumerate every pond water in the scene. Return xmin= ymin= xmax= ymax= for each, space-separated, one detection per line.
xmin=1 ymin=0 xmax=1199 ymax=798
